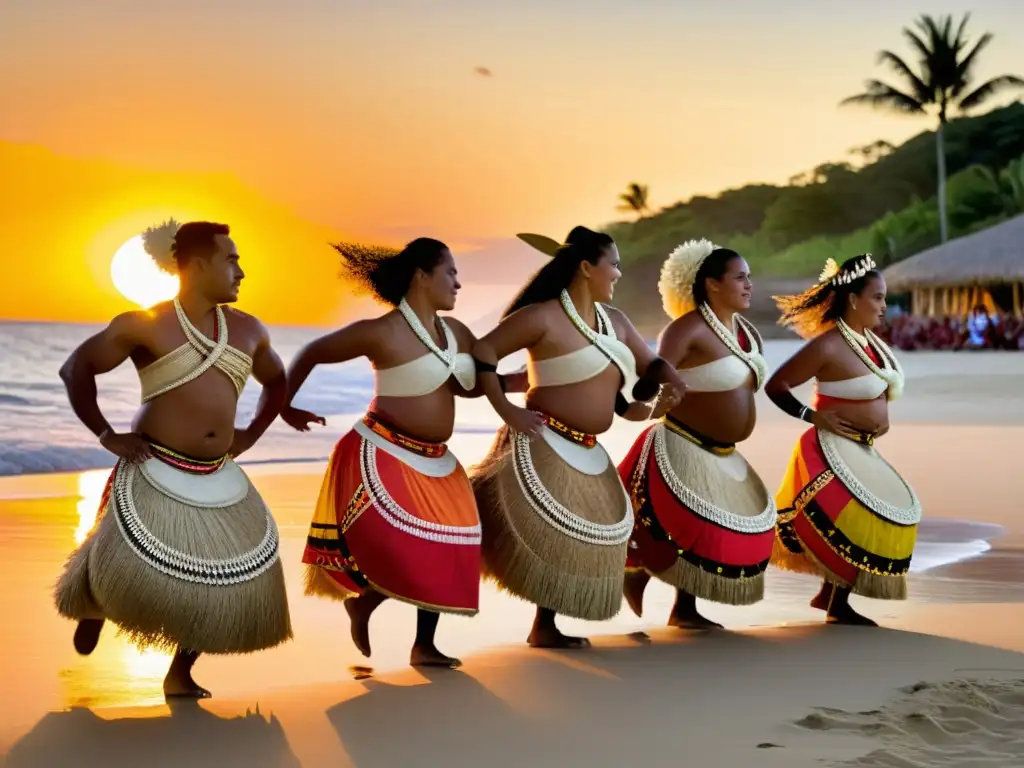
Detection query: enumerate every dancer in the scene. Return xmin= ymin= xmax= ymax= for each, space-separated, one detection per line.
xmin=619 ymin=240 xmax=776 ymax=629
xmin=470 ymin=226 xmax=686 ymax=649
xmin=285 ymin=238 xmax=526 ymax=668
xmin=767 ymin=254 xmax=921 ymax=626
xmin=55 ymin=220 xmax=292 ymax=698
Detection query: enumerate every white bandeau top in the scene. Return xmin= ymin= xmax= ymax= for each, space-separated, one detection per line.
xmin=816 ymin=374 xmax=888 ymax=401
xmin=676 ymin=354 xmax=753 ymax=393
xmin=374 ymin=306 xmax=476 ymax=397
xmin=529 ymin=296 xmax=639 ymax=396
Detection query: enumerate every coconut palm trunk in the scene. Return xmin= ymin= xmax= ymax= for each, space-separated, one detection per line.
xmin=935 ymin=119 xmax=948 ymax=242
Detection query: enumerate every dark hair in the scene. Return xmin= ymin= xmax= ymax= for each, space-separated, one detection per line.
xmin=774 ymin=254 xmax=882 ymax=339
xmin=172 ymin=221 xmax=230 ymax=267
xmin=503 ymin=226 xmax=615 ymax=318
xmin=693 ymin=248 xmax=743 ymax=307
xmin=334 ymin=237 xmax=449 ymax=306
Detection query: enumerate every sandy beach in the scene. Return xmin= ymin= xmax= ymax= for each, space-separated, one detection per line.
xmin=2 ymin=348 xmax=1024 ymax=767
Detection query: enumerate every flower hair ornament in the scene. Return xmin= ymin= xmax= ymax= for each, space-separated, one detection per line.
xmin=826 ymin=254 xmax=877 ymax=287
xmin=658 ymin=237 xmax=719 ymax=319
xmin=141 ymin=218 xmax=182 ymax=275
xmin=516 ymin=233 xmax=564 ymax=257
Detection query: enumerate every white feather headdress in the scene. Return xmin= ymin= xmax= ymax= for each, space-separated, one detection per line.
xmin=141 ymin=218 xmax=182 ymax=275
xmin=658 ymin=238 xmax=718 ymax=319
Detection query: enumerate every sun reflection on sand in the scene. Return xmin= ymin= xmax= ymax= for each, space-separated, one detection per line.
xmin=65 ymin=469 xmax=173 ymax=707
xmin=74 ymin=469 xmax=110 ymax=545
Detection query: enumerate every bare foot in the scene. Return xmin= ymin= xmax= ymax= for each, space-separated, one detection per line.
xmin=410 ymin=645 xmax=462 ymax=669
xmin=668 ymin=590 xmax=723 ymax=629
xmin=668 ymin=612 xmax=724 ymax=630
xmin=163 ymin=668 xmax=211 ymax=699
xmin=73 ymin=618 xmax=104 ymax=656
xmin=345 ymin=597 xmax=372 ymax=657
xmin=527 ymin=626 xmax=591 ymax=649
xmin=623 ymin=570 xmax=650 ymax=618
xmin=826 ymin=604 xmax=879 ymax=627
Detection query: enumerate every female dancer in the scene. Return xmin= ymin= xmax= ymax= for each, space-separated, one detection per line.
xmin=282 ymin=238 xmax=526 ymax=667
xmin=471 ymin=226 xmax=686 ymax=649
xmin=619 ymin=240 xmax=776 ymax=629
xmin=767 ymin=254 xmax=921 ymax=626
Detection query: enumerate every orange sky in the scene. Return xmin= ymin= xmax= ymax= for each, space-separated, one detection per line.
xmin=2 ymin=1 xmax=1023 ymax=324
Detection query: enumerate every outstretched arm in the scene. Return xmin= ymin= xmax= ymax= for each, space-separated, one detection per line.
xmin=58 ymin=312 xmax=152 ymax=462
xmin=231 ymin=322 xmax=287 ymax=456
xmin=445 ymin=317 xmax=527 ymax=399
xmin=608 ymin=308 xmax=686 ymax=417
xmin=281 ymin=319 xmax=378 ymax=431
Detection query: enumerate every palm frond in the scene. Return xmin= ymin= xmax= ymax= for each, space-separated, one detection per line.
xmin=957 ymin=74 xmax=1024 ymax=111
xmin=875 ymin=50 xmax=931 ymax=102
xmin=840 ymin=80 xmax=926 ymax=115
xmin=952 ymin=33 xmax=993 ymax=90
xmin=952 ymin=12 xmax=972 ymax=53
xmin=902 ymin=25 xmax=932 ymax=62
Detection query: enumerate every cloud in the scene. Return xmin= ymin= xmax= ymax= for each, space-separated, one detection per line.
xmin=473 ymin=66 xmax=493 ymax=78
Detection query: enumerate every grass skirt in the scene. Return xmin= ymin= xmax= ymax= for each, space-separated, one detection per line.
xmin=772 ymin=427 xmax=922 ymax=599
xmin=54 ymin=456 xmax=292 ymax=654
xmin=302 ymin=419 xmax=481 ymax=615
xmin=619 ymin=421 xmax=776 ymax=605
xmin=470 ymin=424 xmax=632 ymax=621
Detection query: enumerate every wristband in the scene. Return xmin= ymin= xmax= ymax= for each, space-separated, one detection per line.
xmin=768 ymin=388 xmax=813 ymax=423
xmin=632 ymin=357 xmax=670 ymax=402
xmin=473 ymin=357 xmax=498 ymax=374
xmin=614 ymin=392 xmax=629 ymax=416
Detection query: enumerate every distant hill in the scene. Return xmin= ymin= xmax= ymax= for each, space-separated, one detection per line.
xmin=607 ymin=101 xmax=1024 ymax=334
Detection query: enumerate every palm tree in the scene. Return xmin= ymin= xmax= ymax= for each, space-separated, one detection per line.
xmin=617 ymin=182 xmax=650 ymax=219
xmin=840 ymin=13 xmax=1024 ymax=243
xmin=970 ymin=154 xmax=1024 ymax=215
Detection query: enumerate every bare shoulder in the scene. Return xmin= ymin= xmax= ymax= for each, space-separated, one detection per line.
xmin=442 ymin=315 xmax=476 ymax=347
xmin=107 ymin=309 xmax=154 ymax=340
xmin=222 ymin=306 xmax=270 ymax=342
xmin=601 ymin=303 xmax=637 ymax=333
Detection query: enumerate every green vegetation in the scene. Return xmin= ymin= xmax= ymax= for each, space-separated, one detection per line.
xmin=839 ymin=12 xmax=1024 ymax=243
xmin=606 ymin=101 xmax=1024 ymax=282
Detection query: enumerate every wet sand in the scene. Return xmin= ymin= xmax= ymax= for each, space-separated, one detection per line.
xmin=2 ymin=349 xmax=1023 ymax=766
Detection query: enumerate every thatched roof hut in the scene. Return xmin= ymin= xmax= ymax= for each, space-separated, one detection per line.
xmin=883 ymin=214 xmax=1024 ymax=318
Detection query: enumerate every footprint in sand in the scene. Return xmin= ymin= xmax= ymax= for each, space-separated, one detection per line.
xmin=794 ymin=678 xmax=1024 ymax=766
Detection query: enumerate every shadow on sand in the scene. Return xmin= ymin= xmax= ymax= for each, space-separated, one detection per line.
xmin=4 ymin=700 xmax=300 ymax=768
xmin=323 ymin=623 xmax=1024 ymax=768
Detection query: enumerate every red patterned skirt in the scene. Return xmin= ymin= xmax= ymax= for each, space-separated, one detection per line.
xmin=618 ymin=418 xmax=776 ymax=605
xmin=302 ymin=413 xmax=481 ymax=614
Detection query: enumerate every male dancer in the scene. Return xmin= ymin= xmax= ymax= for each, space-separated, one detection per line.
xmin=55 ymin=220 xmax=292 ymax=698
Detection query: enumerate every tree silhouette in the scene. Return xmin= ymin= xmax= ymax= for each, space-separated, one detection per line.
xmin=617 ymin=183 xmax=650 ymax=219
xmin=840 ymin=13 xmax=1024 ymax=242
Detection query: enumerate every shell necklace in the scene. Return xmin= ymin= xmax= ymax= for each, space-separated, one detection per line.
xmin=836 ymin=318 xmax=904 ymax=400
xmin=697 ymin=302 xmax=769 ymax=391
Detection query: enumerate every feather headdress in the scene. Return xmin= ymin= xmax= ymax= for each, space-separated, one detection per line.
xmin=658 ymin=238 xmax=718 ymax=319
xmin=141 ymin=219 xmax=182 ymax=275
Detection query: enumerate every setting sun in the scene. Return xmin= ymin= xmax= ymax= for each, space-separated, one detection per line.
xmin=110 ymin=235 xmax=178 ymax=309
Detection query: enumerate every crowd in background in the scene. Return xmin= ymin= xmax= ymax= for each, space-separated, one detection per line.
xmin=876 ymin=306 xmax=1024 ymax=351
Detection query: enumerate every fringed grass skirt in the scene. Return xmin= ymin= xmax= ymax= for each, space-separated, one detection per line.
xmin=773 ymin=427 xmax=922 ymax=599
xmin=619 ymin=420 xmax=777 ymax=605
xmin=54 ymin=451 xmax=291 ymax=654
xmin=470 ymin=421 xmax=632 ymax=621
xmin=302 ymin=415 xmax=481 ymax=615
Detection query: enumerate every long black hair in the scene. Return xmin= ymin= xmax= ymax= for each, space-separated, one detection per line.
xmin=774 ymin=254 xmax=881 ymax=338
xmin=333 ymin=237 xmax=449 ymax=307
xmin=692 ymin=248 xmax=743 ymax=307
xmin=503 ymin=226 xmax=614 ymax=318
